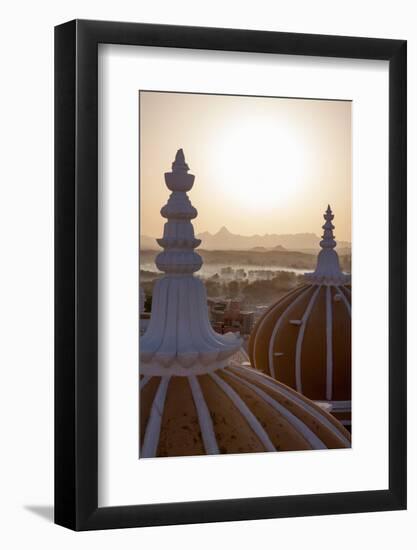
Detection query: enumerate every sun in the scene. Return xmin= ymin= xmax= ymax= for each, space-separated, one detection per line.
xmin=210 ymin=114 xmax=310 ymax=211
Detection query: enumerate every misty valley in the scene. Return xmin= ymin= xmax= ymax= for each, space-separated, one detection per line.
xmin=140 ymin=246 xmax=351 ymax=313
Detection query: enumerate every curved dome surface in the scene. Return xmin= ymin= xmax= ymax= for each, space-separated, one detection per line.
xmin=248 ymin=284 xmax=351 ymax=399
xmin=140 ymin=363 xmax=351 ymax=458
xmin=248 ymin=206 xmax=351 ymax=428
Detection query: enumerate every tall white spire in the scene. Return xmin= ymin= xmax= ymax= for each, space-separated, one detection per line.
xmin=140 ymin=150 xmax=241 ymax=375
xmin=305 ymin=205 xmax=350 ymax=285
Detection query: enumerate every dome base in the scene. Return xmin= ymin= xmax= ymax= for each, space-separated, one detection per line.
xmin=140 ymin=276 xmax=241 ymax=375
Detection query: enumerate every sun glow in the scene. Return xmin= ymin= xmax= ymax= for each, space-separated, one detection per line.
xmin=140 ymin=92 xmax=351 ymax=239
xmin=210 ymin=114 xmax=310 ymax=211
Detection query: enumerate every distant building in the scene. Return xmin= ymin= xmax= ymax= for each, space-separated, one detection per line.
xmin=209 ymin=299 xmax=255 ymax=335
xmin=240 ymin=311 xmax=255 ymax=334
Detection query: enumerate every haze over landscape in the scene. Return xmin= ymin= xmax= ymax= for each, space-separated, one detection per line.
xmin=141 ymin=225 xmax=351 ymax=252
xmin=140 ymin=91 xmax=351 ymax=308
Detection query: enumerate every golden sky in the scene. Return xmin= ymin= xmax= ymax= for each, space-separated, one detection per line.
xmin=140 ymin=91 xmax=351 ymax=241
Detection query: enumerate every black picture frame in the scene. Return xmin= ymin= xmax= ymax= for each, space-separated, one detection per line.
xmin=55 ymin=19 xmax=407 ymax=531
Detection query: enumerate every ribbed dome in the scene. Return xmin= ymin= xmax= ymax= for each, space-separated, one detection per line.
xmin=248 ymin=207 xmax=351 ymax=428
xmin=140 ymin=155 xmax=351 ymax=457
xmin=140 ymin=363 xmax=350 ymax=457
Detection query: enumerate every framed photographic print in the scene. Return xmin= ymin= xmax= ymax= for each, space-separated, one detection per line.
xmin=55 ymin=20 xmax=407 ymax=530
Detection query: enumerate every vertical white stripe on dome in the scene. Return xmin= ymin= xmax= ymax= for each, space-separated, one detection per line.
xmin=188 ymin=376 xmax=219 ymax=455
xmin=209 ymin=372 xmax=276 ymax=452
xmin=295 ymin=285 xmax=321 ymax=393
xmin=139 ymin=375 xmax=151 ymax=390
xmin=336 ymin=285 xmax=351 ymax=316
xmin=225 ymin=370 xmax=326 ymax=449
xmin=252 ymin=286 xmax=304 ymax=370
xmin=140 ymin=376 xmax=170 ymax=458
xmin=326 ymin=286 xmax=333 ymax=401
xmin=233 ymin=365 xmax=351 ymax=447
xmin=267 ymin=286 xmax=313 ymax=379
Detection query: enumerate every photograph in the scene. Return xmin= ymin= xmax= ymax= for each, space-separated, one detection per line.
xmin=139 ymin=91 xmax=352 ymax=458
xmin=0 ymin=2 xmax=409 ymax=542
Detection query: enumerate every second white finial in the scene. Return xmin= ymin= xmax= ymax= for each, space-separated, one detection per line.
xmin=305 ymin=205 xmax=350 ymax=285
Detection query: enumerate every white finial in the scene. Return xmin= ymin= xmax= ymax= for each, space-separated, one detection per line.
xmin=321 ymin=205 xmax=337 ymax=249
xmin=155 ymin=149 xmax=202 ymax=274
xmin=140 ymin=150 xmax=241 ymax=375
xmin=305 ymin=205 xmax=350 ymax=285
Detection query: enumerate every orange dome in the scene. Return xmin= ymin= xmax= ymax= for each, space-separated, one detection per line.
xmin=248 ymin=207 xmax=351 ymax=428
xmin=140 ymin=362 xmax=351 ymax=458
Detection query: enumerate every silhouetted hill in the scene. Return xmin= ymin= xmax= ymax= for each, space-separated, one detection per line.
xmin=250 ymin=245 xmax=287 ymax=251
xmin=140 ymin=227 xmax=351 ymax=251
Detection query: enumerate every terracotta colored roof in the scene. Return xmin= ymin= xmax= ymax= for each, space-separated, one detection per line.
xmin=248 ymin=283 xmax=351 ymax=406
xmin=140 ymin=363 xmax=351 ymax=458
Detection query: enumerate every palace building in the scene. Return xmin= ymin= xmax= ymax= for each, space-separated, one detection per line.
xmin=139 ymin=150 xmax=351 ymax=457
xmin=248 ymin=206 xmax=352 ymax=428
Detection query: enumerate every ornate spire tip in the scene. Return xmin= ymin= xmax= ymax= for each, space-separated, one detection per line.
xmin=304 ymin=205 xmax=350 ymax=285
xmin=172 ymin=148 xmax=189 ymax=172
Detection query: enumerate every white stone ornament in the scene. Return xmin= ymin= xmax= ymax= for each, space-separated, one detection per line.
xmin=305 ymin=205 xmax=351 ymax=285
xmin=140 ymin=150 xmax=242 ymax=375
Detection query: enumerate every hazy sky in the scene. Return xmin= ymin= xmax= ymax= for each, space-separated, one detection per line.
xmin=140 ymin=91 xmax=351 ymax=241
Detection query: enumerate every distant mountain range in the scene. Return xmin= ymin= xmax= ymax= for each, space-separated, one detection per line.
xmin=141 ymin=226 xmax=351 ymax=252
